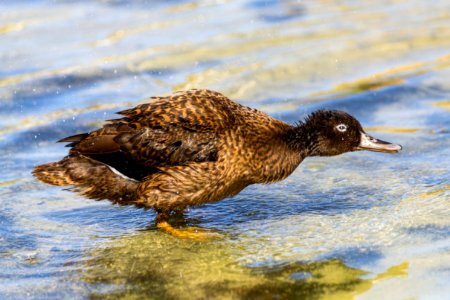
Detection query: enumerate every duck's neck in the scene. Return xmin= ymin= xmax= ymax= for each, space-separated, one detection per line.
xmin=284 ymin=123 xmax=320 ymax=157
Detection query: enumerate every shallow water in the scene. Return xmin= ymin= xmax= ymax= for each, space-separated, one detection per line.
xmin=1 ymin=0 xmax=449 ymax=299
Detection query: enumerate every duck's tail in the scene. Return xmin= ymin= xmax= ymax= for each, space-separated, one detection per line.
xmin=32 ymin=154 xmax=139 ymax=205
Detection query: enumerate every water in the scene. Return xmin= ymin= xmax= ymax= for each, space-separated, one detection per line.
xmin=1 ymin=0 xmax=449 ymax=299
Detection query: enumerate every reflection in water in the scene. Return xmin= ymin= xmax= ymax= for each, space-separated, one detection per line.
xmin=83 ymin=230 xmax=408 ymax=299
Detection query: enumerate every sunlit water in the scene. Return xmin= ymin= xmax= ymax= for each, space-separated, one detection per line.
xmin=1 ymin=0 xmax=449 ymax=299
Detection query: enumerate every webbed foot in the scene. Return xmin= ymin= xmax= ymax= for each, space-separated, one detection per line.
xmin=156 ymin=221 xmax=222 ymax=240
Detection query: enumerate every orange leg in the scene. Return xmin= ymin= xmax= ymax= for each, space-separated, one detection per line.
xmin=155 ymin=211 xmax=222 ymax=240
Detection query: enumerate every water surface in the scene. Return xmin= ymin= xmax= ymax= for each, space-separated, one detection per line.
xmin=0 ymin=0 xmax=449 ymax=299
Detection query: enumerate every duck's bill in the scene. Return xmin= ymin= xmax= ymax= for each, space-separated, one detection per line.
xmin=357 ymin=132 xmax=402 ymax=153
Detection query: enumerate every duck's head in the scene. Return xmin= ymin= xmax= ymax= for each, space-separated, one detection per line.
xmin=295 ymin=110 xmax=402 ymax=156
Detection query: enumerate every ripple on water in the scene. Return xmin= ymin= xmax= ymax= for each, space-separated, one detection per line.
xmin=0 ymin=0 xmax=450 ymax=299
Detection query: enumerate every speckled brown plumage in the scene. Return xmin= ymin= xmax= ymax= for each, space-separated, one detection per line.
xmin=33 ymin=89 xmax=401 ymax=225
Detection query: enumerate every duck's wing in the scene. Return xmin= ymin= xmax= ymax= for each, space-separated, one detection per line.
xmin=62 ymin=90 xmax=240 ymax=180
xmin=118 ymin=89 xmax=239 ymax=131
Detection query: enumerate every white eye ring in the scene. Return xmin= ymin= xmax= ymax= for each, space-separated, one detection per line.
xmin=336 ymin=124 xmax=347 ymax=132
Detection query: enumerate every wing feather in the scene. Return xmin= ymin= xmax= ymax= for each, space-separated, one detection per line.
xmin=63 ymin=90 xmax=237 ymax=180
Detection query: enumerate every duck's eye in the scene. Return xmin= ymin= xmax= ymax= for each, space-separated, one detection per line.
xmin=336 ymin=124 xmax=347 ymax=132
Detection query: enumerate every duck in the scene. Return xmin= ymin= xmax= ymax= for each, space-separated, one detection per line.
xmin=33 ymin=89 xmax=402 ymax=238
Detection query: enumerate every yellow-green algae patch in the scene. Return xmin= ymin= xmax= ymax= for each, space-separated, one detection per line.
xmin=364 ymin=126 xmax=420 ymax=134
xmin=0 ymin=103 xmax=131 ymax=139
xmin=334 ymin=77 xmax=405 ymax=94
xmin=0 ymin=21 xmax=27 ymax=34
xmin=82 ymin=230 xmax=408 ymax=300
xmin=90 ymin=21 xmax=177 ymax=48
xmin=432 ymin=100 xmax=450 ymax=111
xmin=0 ymin=179 xmax=21 ymax=187
xmin=415 ymin=185 xmax=450 ymax=199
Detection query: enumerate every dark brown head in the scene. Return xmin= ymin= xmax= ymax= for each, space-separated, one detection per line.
xmin=289 ymin=110 xmax=402 ymax=156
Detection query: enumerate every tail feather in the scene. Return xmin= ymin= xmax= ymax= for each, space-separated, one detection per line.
xmin=58 ymin=133 xmax=89 ymax=143
xmin=32 ymin=154 xmax=139 ymax=205
xmin=58 ymin=133 xmax=89 ymax=147
xmin=33 ymin=161 xmax=77 ymax=186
